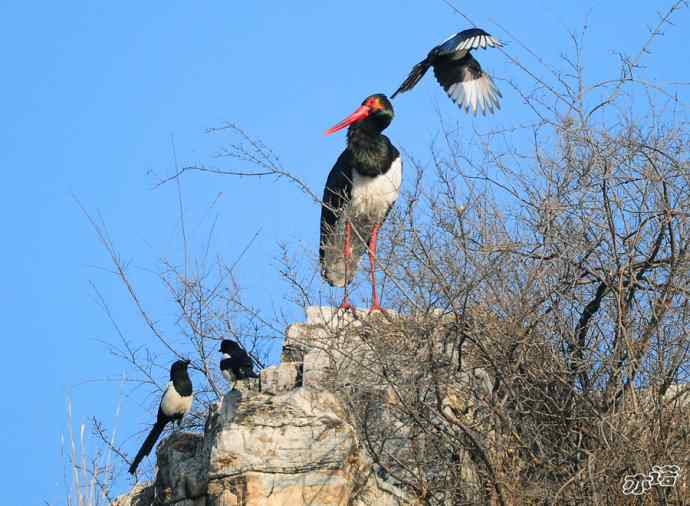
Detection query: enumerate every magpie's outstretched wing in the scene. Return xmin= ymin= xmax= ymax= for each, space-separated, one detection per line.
xmin=435 ymin=28 xmax=503 ymax=54
xmin=432 ymin=52 xmax=502 ymax=115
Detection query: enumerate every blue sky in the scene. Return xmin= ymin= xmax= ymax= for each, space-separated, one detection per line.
xmin=0 ymin=1 xmax=686 ymax=503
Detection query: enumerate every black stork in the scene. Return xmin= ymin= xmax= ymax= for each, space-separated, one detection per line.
xmin=392 ymin=28 xmax=503 ymax=115
xmin=320 ymin=94 xmax=401 ymax=314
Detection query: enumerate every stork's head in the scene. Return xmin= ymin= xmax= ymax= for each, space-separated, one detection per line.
xmin=325 ymin=94 xmax=394 ymax=135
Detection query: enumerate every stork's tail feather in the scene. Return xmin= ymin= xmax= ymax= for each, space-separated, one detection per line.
xmin=391 ymin=58 xmax=432 ymax=99
xmin=320 ymin=250 xmax=363 ymax=288
xmin=128 ymin=419 xmax=166 ymax=475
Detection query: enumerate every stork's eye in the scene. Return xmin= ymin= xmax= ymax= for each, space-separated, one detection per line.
xmin=368 ymin=98 xmax=382 ymax=111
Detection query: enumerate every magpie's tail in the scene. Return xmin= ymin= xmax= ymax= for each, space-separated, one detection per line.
xmin=128 ymin=419 xmax=167 ymax=475
xmin=391 ymin=58 xmax=432 ymax=99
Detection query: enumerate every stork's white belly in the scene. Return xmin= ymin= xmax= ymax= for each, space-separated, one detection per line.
xmin=350 ymin=157 xmax=402 ymax=221
xmin=160 ymin=381 xmax=193 ymax=417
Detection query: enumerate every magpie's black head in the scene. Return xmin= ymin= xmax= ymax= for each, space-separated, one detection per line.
xmin=220 ymin=339 xmax=241 ymax=354
xmin=170 ymin=359 xmax=191 ymax=380
xmin=325 ymin=93 xmax=394 ymax=136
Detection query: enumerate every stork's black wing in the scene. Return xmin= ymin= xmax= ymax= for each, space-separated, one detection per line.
xmin=319 ymin=150 xmax=352 ymax=261
xmin=320 ymin=150 xmax=358 ymax=287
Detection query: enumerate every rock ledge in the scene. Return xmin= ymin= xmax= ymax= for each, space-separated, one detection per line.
xmin=114 ymin=307 xmax=411 ymax=506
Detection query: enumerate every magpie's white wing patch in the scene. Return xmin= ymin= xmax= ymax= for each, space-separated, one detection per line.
xmin=446 ymin=74 xmax=502 ymax=116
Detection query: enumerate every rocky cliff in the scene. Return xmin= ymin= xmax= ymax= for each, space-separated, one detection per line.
xmin=114 ymin=307 xmax=412 ymax=506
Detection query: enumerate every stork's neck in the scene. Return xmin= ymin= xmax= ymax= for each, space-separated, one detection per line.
xmin=346 ymin=127 xmax=392 ymax=176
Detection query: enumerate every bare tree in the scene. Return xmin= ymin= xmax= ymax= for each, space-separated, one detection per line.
xmin=310 ymin=3 xmax=689 ymax=503
xmin=278 ymin=3 xmax=689 ymax=504
xmin=76 ymin=199 xmax=284 ymax=481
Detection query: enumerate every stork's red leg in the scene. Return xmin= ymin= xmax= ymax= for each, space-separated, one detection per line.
xmin=338 ymin=221 xmax=355 ymax=314
xmin=368 ymin=223 xmax=384 ymax=313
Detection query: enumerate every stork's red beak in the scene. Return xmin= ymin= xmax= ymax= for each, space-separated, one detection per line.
xmin=325 ymin=105 xmax=372 ymax=135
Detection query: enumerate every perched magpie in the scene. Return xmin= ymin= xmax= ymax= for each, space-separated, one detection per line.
xmin=392 ymin=28 xmax=503 ymax=115
xmin=219 ymin=339 xmax=259 ymax=389
xmin=128 ymin=359 xmax=193 ymax=475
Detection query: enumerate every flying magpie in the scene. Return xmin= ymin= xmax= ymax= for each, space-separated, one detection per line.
xmin=219 ymin=339 xmax=259 ymax=389
xmin=128 ymin=359 xmax=193 ymax=475
xmin=392 ymin=28 xmax=503 ymax=115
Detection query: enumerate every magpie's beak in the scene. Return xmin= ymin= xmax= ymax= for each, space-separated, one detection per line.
xmin=184 ymin=359 xmax=191 ymax=366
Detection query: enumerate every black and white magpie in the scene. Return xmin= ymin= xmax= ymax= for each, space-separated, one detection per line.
xmin=219 ymin=339 xmax=259 ymax=389
xmin=392 ymin=28 xmax=503 ymax=115
xmin=128 ymin=359 xmax=193 ymax=475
